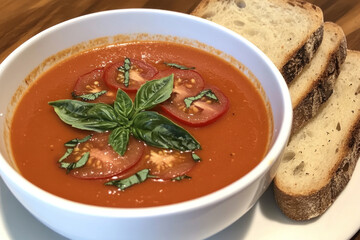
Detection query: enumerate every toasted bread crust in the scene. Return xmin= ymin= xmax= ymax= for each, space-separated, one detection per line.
xmin=191 ymin=0 xmax=324 ymax=83
xmin=291 ymin=30 xmax=347 ymax=134
xmin=274 ymin=50 xmax=360 ymax=220
xmin=281 ymin=25 xmax=324 ymax=84
xmin=274 ymin=117 xmax=360 ymax=220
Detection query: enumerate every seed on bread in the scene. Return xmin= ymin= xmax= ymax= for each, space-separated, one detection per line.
xmin=293 ymin=161 xmax=305 ymax=175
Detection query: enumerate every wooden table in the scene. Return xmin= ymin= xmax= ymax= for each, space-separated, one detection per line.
xmin=1 ymin=0 xmax=359 ymax=63
xmin=0 ymin=0 xmax=359 ymax=239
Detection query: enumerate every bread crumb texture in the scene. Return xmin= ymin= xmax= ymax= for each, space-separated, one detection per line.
xmin=275 ymin=51 xmax=360 ymax=195
xmin=289 ymin=22 xmax=347 ymax=134
xmin=192 ymin=0 xmax=323 ymax=69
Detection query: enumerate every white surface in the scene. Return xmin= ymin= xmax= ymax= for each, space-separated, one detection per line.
xmin=0 ymin=161 xmax=359 ymax=240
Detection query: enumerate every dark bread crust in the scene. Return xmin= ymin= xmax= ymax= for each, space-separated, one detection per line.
xmin=274 ymin=117 xmax=360 ymax=220
xmin=281 ymin=25 xmax=324 ymax=84
xmin=291 ymin=34 xmax=347 ymax=135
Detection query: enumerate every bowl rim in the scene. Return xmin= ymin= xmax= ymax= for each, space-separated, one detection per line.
xmin=0 ymin=8 xmax=292 ymax=218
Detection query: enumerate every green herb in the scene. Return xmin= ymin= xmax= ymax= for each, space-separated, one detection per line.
xmin=60 ymin=152 xmax=90 ymax=174
xmin=184 ymin=89 xmax=218 ymax=108
xmin=118 ymin=57 xmax=131 ymax=87
xmin=191 ymin=153 xmax=201 ymax=162
xmin=172 ymin=175 xmax=192 ymax=181
xmin=134 ymin=74 xmax=174 ymax=112
xmin=105 ymin=169 xmax=152 ymax=190
xmin=49 ymin=75 xmax=201 ymax=156
xmin=64 ymin=135 xmax=92 ymax=148
xmin=164 ymin=62 xmax=195 ymax=70
xmin=109 ymin=127 xmax=130 ymax=156
xmin=58 ymin=148 xmax=74 ymax=163
xmin=132 ymin=111 xmax=201 ymax=151
xmin=58 ymin=135 xmax=92 ymax=173
xmin=48 ymin=100 xmax=118 ymax=132
xmin=113 ymin=88 xmax=134 ymax=120
xmin=71 ymin=90 xmax=107 ymax=101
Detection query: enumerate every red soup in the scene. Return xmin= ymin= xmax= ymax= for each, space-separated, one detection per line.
xmin=10 ymin=41 xmax=271 ymax=208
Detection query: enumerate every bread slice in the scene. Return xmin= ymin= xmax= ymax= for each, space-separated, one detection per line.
xmin=274 ymin=50 xmax=360 ymax=220
xmin=191 ymin=0 xmax=324 ymax=83
xmin=290 ymin=22 xmax=347 ymax=135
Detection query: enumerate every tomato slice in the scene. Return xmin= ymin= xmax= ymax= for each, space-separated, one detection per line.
xmin=161 ymin=82 xmax=229 ymax=127
xmin=144 ymin=148 xmax=196 ymax=180
xmin=65 ymin=132 xmax=145 ymax=179
xmin=153 ymin=68 xmax=205 ymax=97
xmin=104 ymin=58 xmax=158 ymax=92
xmin=118 ymin=146 xmax=196 ymax=180
xmin=73 ymin=68 xmax=116 ymax=104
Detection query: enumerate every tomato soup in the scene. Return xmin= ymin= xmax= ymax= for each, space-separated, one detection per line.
xmin=10 ymin=41 xmax=271 ymax=208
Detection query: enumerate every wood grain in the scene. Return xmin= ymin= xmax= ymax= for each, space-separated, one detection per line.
xmin=0 ymin=0 xmax=201 ymax=62
xmin=0 ymin=0 xmax=359 ymax=63
xmin=0 ymin=0 xmax=359 ymax=238
xmin=308 ymin=0 xmax=360 ymax=50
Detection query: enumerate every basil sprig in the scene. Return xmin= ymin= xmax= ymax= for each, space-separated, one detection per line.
xmin=184 ymin=89 xmax=218 ymax=108
xmin=49 ymin=75 xmax=201 ymax=156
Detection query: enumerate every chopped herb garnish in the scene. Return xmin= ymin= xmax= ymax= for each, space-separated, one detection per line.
xmin=71 ymin=90 xmax=107 ymax=101
xmin=164 ymin=62 xmax=195 ymax=70
xmin=64 ymin=135 xmax=92 ymax=148
xmin=60 ymin=152 xmax=90 ymax=174
xmin=57 ymin=135 xmax=92 ymax=173
xmin=105 ymin=169 xmax=153 ymax=190
xmin=172 ymin=175 xmax=192 ymax=181
xmin=49 ymin=75 xmax=201 ymax=156
xmin=58 ymin=148 xmax=74 ymax=163
xmin=191 ymin=153 xmax=201 ymax=162
xmin=184 ymin=89 xmax=218 ymax=108
xmin=118 ymin=57 xmax=131 ymax=87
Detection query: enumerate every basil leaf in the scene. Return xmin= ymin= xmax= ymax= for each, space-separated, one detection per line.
xmin=105 ymin=169 xmax=150 ymax=190
xmin=49 ymin=100 xmax=118 ymax=132
xmin=109 ymin=127 xmax=130 ymax=156
xmin=86 ymin=103 xmax=118 ymax=122
xmin=191 ymin=153 xmax=201 ymax=162
xmin=114 ymin=89 xmax=134 ymax=121
xmin=164 ymin=62 xmax=195 ymax=70
xmin=71 ymin=90 xmax=107 ymax=101
xmin=172 ymin=175 xmax=192 ymax=181
xmin=184 ymin=89 xmax=218 ymax=108
xmin=58 ymin=148 xmax=74 ymax=163
xmin=64 ymin=135 xmax=92 ymax=147
xmin=60 ymin=152 xmax=89 ymax=173
xmin=134 ymin=75 xmax=174 ymax=112
xmin=132 ymin=111 xmax=201 ymax=151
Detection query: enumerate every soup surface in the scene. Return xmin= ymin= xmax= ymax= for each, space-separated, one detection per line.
xmin=10 ymin=41 xmax=271 ymax=208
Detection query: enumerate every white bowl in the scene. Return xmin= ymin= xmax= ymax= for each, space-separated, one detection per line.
xmin=0 ymin=9 xmax=292 ymax=240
